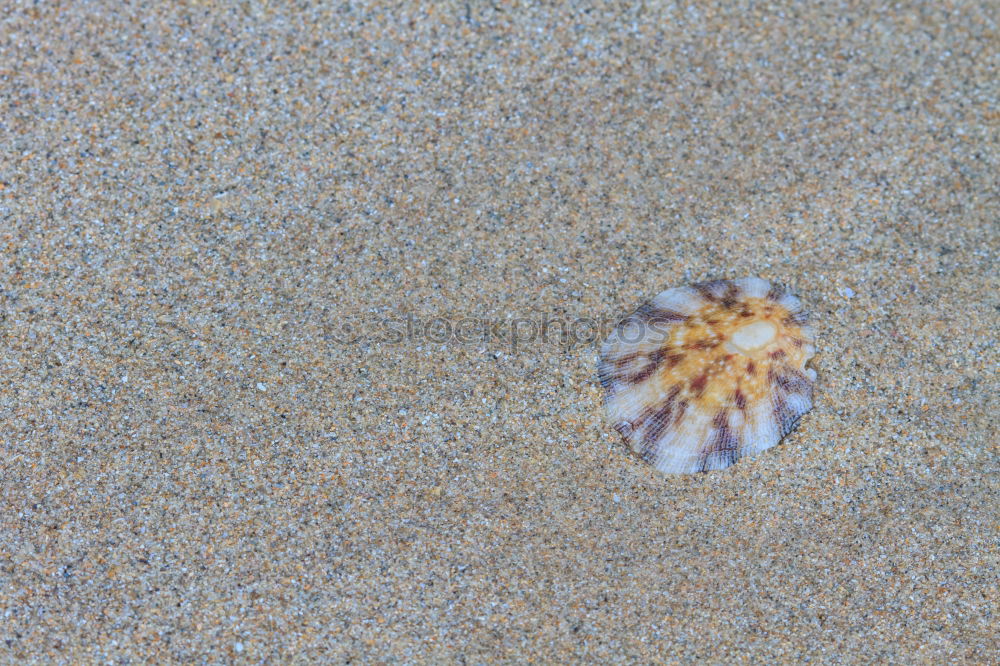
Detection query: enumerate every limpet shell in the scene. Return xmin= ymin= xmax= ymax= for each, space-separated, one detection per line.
xmin=598 ymin=278 xmax=817 ymax=474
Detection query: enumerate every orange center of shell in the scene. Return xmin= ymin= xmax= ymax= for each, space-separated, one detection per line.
xmin=655 ymin=297 xmax=812 ymax=413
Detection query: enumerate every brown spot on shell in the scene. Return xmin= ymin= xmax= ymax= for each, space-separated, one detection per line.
xmin=635 ymin=302 xmax=688 ymax=325
xmin=610 ymin=350 xmax=667 ymax=385
xmin=629 ymin=349 xmax=665 ymax=384
xmin=776 ymin=369 xmax=813 ymax=395
xmin=666 ymin=353 xmax=685 ymax=368
xmin=773 ymin=396 xmax=802 ymax=436
xmin=766 ymin=284 xmax=786 ymax=301
xmin=614 ymin=421 xmax=634 ymax=437
xmin=734 ymin=390 xmax=747 ymax=410
xmin=694 ymin=280 xmax=727 ymax=301
xmin=639 ymin=386 xmax=682 ymax=452
xmin=690 ymin=371 xmax=709 ymax=396
xmin=720 ymin=283 xmax=740 ymax=310
xmin=785 ymin=311 xmax=809 ymax=326
xmin=700 ymin=411 xmax=740 ymax=471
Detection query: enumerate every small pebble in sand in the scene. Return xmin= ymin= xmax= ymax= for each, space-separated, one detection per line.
xmin=598 ymin=278 xmax=817 ymax=474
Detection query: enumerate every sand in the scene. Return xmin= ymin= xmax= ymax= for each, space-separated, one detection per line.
xmin=1 ymin=1 xmax=997 ymax=662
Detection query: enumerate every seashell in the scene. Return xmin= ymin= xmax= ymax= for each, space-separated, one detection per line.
xmin=598 ymin=278 xmax=816 ymax=474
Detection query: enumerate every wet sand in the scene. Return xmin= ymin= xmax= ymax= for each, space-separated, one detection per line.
xmin=1 ymin=1 xmax=997 ymax=662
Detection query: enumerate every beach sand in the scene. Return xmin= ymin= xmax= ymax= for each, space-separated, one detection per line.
xmin=1 ymin=1 xmax=997 ymax=662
